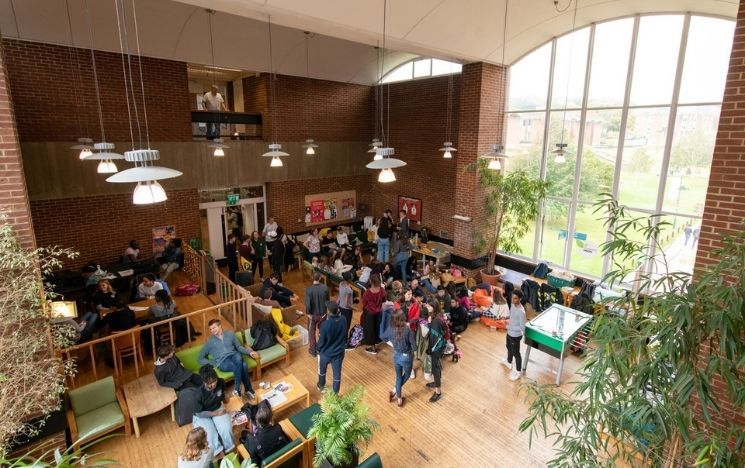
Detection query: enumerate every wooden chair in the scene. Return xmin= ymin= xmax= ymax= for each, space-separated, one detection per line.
xmin=65 ymin=376 xmax=131 ymax=447
xmin=237 ymin=436 xmax=307 ymax=468
xmin=112 ymin=326 xmax=145 ymax=371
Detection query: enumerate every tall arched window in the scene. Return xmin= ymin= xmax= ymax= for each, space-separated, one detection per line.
xmin=505 ymin=14 xmax=734 ymax=278
xmin=382 ymin=58 xmax=462 ymax=83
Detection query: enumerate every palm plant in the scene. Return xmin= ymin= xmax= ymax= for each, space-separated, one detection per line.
xmin=518 ymin=193 xmax=745 ymax=467
xmin=307 ymin=386 xmax=378 ymax=468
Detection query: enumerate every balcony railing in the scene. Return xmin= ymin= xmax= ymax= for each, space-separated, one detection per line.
xmin=191 ymin=111 xmax=262 ymax=140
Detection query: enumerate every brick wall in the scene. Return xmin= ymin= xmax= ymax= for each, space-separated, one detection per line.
xmin=0 ymin=36 xmax=35 ymax=249
xmin=30 ymin=188 xmax=200 ymax=270
xmin=371 ymin=75 xmax=460 ymax=239
xmin=266 ymin=175 xmax=373 ymax=234
xmin=244 ymin=74 xmax=373 ymax=142
xmin=2 ymin=39 xmax=191 ymax=142
xmin=692 ymin=0 xmax=745 ymax=435
xmin=453 ymin=62 xmax=506 ymax=258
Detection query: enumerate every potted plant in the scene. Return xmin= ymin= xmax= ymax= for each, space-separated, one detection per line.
xmin=476 ymin=164 xmax=550 ymax=285
xmin=308 ymin=386 xmax=379 ymax=468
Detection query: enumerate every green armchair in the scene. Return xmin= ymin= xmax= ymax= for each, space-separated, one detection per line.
xmin=358 ymin=453 xmax=383 ymax=467
xmin=237 ymin=436 xmax=307 ymax=468
xmin=65 ymin=376 xmax=131 ymax=446
xmin=175 ymin=336 xmax=259 ymax=381
xmin=243 ymin=327 xmax=290 ymax=379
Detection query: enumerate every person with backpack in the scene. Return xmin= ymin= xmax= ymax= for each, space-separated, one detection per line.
xmin=376 ymin=210 xmax=393 ymax=262
xmin=501 ymin=290 xmax=526 ymax=381
xmin=381 ymin=311 xmax=416 ymax=407
xmin=317 ymin=302 xmax=347 ymax=393
xmin=305 ymin=272 xmax=330 ymax=357
xmin=426 ymin=300 xmax=447 ymax=402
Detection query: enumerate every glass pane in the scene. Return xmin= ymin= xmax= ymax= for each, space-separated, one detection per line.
xmin=545 ymin=110 xmax=581 ymax=199
xmin=413 ymin=59 xmax=431 ymax=78
xmin=578 ymin=110 xmax=621 ymax=201
xmin=663 ymin=105 xmax=719 ymax=216
xmin=505 ymin=112 xmax=545 ymax=179
xmin=539 ymin=199 xmax=569 ymax=266
xmin=587 ymin=18 xmax=634 ymax=108
xmin=618 ymin=107 xmax=670 ymax=210
xmin=569 ymin=203 xmax=606 ymax=277
xmin=508 ymin=42 xmax=552 ymax=111
xmin=513 ymin=219 xmax=537 ymax=260
xmin=630 ymin=16 xmax=683 ymax=106
xmin=431 ymin=59 xmax=461 ymax=76
xmin=653 ymin=215 xmax=701 ymax=275
xmin=551 ymin=27 xmax=590 ymax=109
xmin=382 ymin=62 xmax=413 ymax=83
xmin=679 ymin=16 xmax=735 ymax=104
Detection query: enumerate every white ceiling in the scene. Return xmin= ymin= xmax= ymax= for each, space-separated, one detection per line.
xmin=0 ymin=0 xmax=737 ymax=85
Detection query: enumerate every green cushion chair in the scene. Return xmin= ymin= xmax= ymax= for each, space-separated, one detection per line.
xmin=358 ymin=452 xmax=383 ymax=468
xmin=288 ymin=403 xmax=322 ymax=439
xmin=65 ymin=376 xmax=131 ymax=446
xmin=243 ymin=328 xmax=290 ymax=379
xmin=176 ymin=335 xmax=258 ymax=382
xmin=237 ymin=437 xmax=306 ymax=468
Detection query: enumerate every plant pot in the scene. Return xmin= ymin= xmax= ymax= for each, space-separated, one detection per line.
xmin=318 ymin=448 xmax=360 ymax=468
xmin=480 ymin=268 xmax=501 ymax=286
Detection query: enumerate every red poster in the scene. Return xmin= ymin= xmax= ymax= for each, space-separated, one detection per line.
xmin=309 ymin=200 xmax=325 ymax=222
xmin=398 ymin=196 xmax=422 ymax=223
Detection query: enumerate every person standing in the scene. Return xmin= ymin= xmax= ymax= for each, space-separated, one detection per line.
xmin=224 ymin=234 xmax=239 ymax=284
xmin=202 ymin=85 xmax=228 ymax=140
xmin=338 ymin=272 xmax=355 ymax=339
xmin=250 ymin=231 xmax=267 ymax=280
xmin=263 ymin=217 xmax=279 ymax=251
xmin=381 ymin=311 xmax=416 ymax=407
xmin=394 ymin=237 xmax=413 ymax=285
xmin=316 ymin=302 xmax=347 ymax=393
xmin=426 ymin=301 xmax=447 ymax=402
xmin=198 ymin=319 xmax=259 ymax=398
xmin=305 ymin=272 xmax=330 ymax=357
xmin=376 ymin=211 xmax=393 ymax=262
xmin=269 ymin=227 xmax=285 ymax=282
xmin=398 ymin=209 xmax=410 ymax=240
xmin=362 ymin=275 xmax=386 ymax=355
xmin=501 ymin=290 xmax=526 ymax=381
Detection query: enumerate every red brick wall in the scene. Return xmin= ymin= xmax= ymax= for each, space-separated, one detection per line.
xmin=2 ymin=39 xmax=191 ymax=143
xmin=0 ymin=36 xmax=35 ymax=249
xmin=30 ymin=188 xmax=200 ymax=270
xmin=244 ymin=74 xmax=373 ymax=142
xmin=371 ymin=75 xmax=460 ymax=239
xmin=453 ymin=63 xmax=506 ymax=258
xmin=266 ymin=175 xmax=373 ymax=234
xmin=692 ymin=0 xmax=745 ymax=435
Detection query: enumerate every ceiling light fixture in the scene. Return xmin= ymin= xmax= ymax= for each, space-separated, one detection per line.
xmin=205 ymin=9 xmax=227 ymax=157
xmin=302 ymin=139 xmax=318 ymax=155
xmin=262 ymin=16 xmax=289 ymax=167
xmin=263 ymin=143 xmax=288 ymax=168
xmin=65 ymin=0 xmax=93 ymax=160
xmin=439 ymin=59 xmax=458 ymax=159
xmin=82 ymin=142 xmax=124 ymax=174
xmin=439 ymin=142 xmax=456 ymax=159
xmin=482 ymin=0 xmax=511 ymax=171
xmin=480 ymin=144 xmax=510 ymax=171
xmin=72 ymin=138 xmax=94 ymax=160
xmin=554 ymin=0 xmax=578 ymax=164
xmin=366 ymin=147 xmax=406 ymax=183
xmin=303 ymin=32 xmax=319 ymax=155
xmin=208 ymin=138 xmax=229 ymax=157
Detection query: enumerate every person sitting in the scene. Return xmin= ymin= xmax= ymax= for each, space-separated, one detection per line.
xmin=92 ymin=278 xmax=117 ymax=312
xmin=155 ymin=344 xmax=202 ymax=392
xmin=387 ymin=280 xmax=403 ymax=301
xmin=178 ymin=426 xmax=213 ymax=468
xmin=449 ymin=297 xmax=469 ymax=334
xmin=241 ymin=402 xmax=290 ymax=466
xmin=483 ymin=287 xmax=510 ymax=327
xmin=150 ymin=290 xmax=200 ymax=346
xmin=138 ymin=273 xmax=163 ymax=299
xmin=198 ymin=319 xmax=258 ymax=398
xmin=409 ymin=278 xmax=427 ymax=300
xmin=160 ymin=238 xmax=183 ymax=281
xmin=321 ymin=230 xmax=339 ymax=259
xmin=103 ymin=297 xmax=136 ymax=332
xmin=52 ymin=312 xmax=99 ymax=345
xmin=255 ymin=287 xmax=282 ymax=309
xmin=473 ymin=283 xmax=493 ymax=309
xmin=192 ymin=365 xmax=234 ymax=458
xmin=335 ymin=226 xmax=350 ymax=256
xmin=262 ymin=274 xmax=296 ymax=308
xmin=343 ymin=245 xmax=365 ymax=270
xmin=123 ymin=240 xmax=140 ymax=263
xmin=356 ymin=264 xmax=372 ymax=290
xmin=435 ymin=285 xmax=451 ymax=316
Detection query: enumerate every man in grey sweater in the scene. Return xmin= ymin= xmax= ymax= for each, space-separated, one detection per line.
xmin=502 ymin=290 xmax=526 ymax=381
xmin=305 ymin=272 xmax=329 ymax=357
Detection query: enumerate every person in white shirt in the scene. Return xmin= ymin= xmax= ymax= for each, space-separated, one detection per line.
xmin=178 ymin=427 xmax=213 ymax=468
xmin=335 ymin=226 xmax=349 ymax=248
xmin=201 ymin=85 xmax=228 ymax=140
xmin=123 ymin=240 xmax=139 ymax=263
xmin=138 ymin=273 xmax=164 ymax=299
xmin=263 ymin=217 xmax=279 ymax=248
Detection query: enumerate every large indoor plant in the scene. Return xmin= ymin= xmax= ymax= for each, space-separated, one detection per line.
xmin=476 ymin=164 xmax=550 ymax=284
xmin=518 ymin=193 xmax=745 ymax=466
xmin=308 ymin=386 xmax=379 ymax=468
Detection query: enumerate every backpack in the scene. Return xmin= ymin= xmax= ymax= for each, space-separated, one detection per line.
xmin=239 ymin=256 xmax=252 ymax=271
xmin=348 ymin=325 xmax=364 ymax=348
xmin=251 ymin=318 xmax=278 ymax=350
xmin=532 ymin=262 xmax=551 ymax=279
xmin=174 ymin=386 xmax=200 ymax=426
xmin=175 ymin=282 xmax=199 ymax=296
xmin=427 ymin=322 xmax=446 ymax=355
xmin=570 ymin=292 xmax=594 ymax=315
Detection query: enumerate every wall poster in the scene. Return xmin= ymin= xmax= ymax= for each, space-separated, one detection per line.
xmin=152 ymin=225 xmax=176 ymax=256
xmin=398 ymin=196 xmax=422 ymax=223
xmin=304 ymin=190 xmax=357 ymax=226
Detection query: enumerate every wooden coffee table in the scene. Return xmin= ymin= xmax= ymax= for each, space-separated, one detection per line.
xmin=226 ymin=374 xmax=309 ymax=417
xmin=122 ymin=374 xmax=177 ymax=437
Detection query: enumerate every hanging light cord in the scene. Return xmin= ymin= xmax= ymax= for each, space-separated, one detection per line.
xmin=558 ymin=0 xmax=578 ymax=146
xmin=381 ymin=0 xmax=390 ymax=148
xmin=206 ymin=9 xmax=220 ymax=140
xmin=268 ymin=15 xmax=279 ymax=144
xmin=500 ymin=0 xmax=509 ymax=149
xmin=117 ymin=0 xmax=143 ymax=148
xmin=113 ymin=0 xmax=135 ymax=149
xmin=130 ymin=0 xmax=151 ymax=148
xmin=83 ymin=0 xmax=107 ymax=143
xmin=305 ymin=32 xmax=311 ymax=139
xmin=65 ymin=0 xmax=87 ymax=139
xmin=374 ymin=44 xmax=380 ymax=140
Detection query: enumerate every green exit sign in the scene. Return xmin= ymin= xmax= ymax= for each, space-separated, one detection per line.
xmin=226 ymin=194 xmax=240 ymax=205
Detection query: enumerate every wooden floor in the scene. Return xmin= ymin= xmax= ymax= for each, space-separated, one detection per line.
xmin=84 ymin=267 xmax=584 ymax=467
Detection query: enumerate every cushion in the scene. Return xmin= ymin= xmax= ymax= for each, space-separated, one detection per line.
xmin=260 ymin=437 xmax=302 ymax=467
xmin=253 ymin=303 xmax=273 ymax=315
xmin=288 ymin=403 xmax=321 ymax=438
xmin=75 ymin=402 xmax=125 ymax=442
xmin=69 ymin=376 xmax=117 ymax=416
xmin=358 ymin=453 xmax=383 ymax=468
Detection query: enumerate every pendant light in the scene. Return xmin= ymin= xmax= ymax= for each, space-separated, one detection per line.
xmin=262 ymin=15 xmax=289 ymax=167
xmin=481 ymin=0 xmax=510 ymax=171
xmin=106 ymin=0 xmax=181 ymax=203
xmin=72 ymin=138 xmax=94 ymax=160
xmin=369 ymin=44 xmax=384 ymax=156
xmin=302 ymin=32 xmax=319 ymax=155
xmin=205 ymin=9 xmax=227 ymax=157
xmin=65 ymin=0 xmax=94 ymax=160
xmin=553 ymin=0 xmax=579 ymax=164
xmin=208 ymin=138 xmax=229 ymax=157
xmin=81 ymin=0 xmax=123 ymax=173
xmin=439 ymin=60 xmax=458 ymax=159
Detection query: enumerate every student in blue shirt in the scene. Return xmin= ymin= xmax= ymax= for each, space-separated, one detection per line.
xmin=198 ymin=319 xmax=259 ymax=398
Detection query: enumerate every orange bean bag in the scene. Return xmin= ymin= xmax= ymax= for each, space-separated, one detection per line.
xmin=473 ymin=286 xmax=493 ymax=308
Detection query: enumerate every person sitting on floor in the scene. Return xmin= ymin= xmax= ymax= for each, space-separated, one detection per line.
xmin=155 ymin=344 xmax=202 ymax=392
xmin=472 ymin=283 xmax=494 ymax=310
xmin=262 ymin=274 xmax=296 ymax=308
xmin=435 ymin=286 xmax=451 ymax=316
xmin=192 ymin=365 xmax=234 ymax=458
xmin=138 ymin=273 xmax=163 ymax=299
xmin=178 ymin=426 xmax=213 ymax=468
xmin=241 ymin=401 xmax=290 ymax=466
xmin=448 ymin=297 xmax=469 ymax=334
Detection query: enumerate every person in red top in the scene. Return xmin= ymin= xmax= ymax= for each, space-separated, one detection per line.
xmin=361 ymin=275 xmax=386 ymax=355
xmin=407 ymin=290 xmax=424 ymax=330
